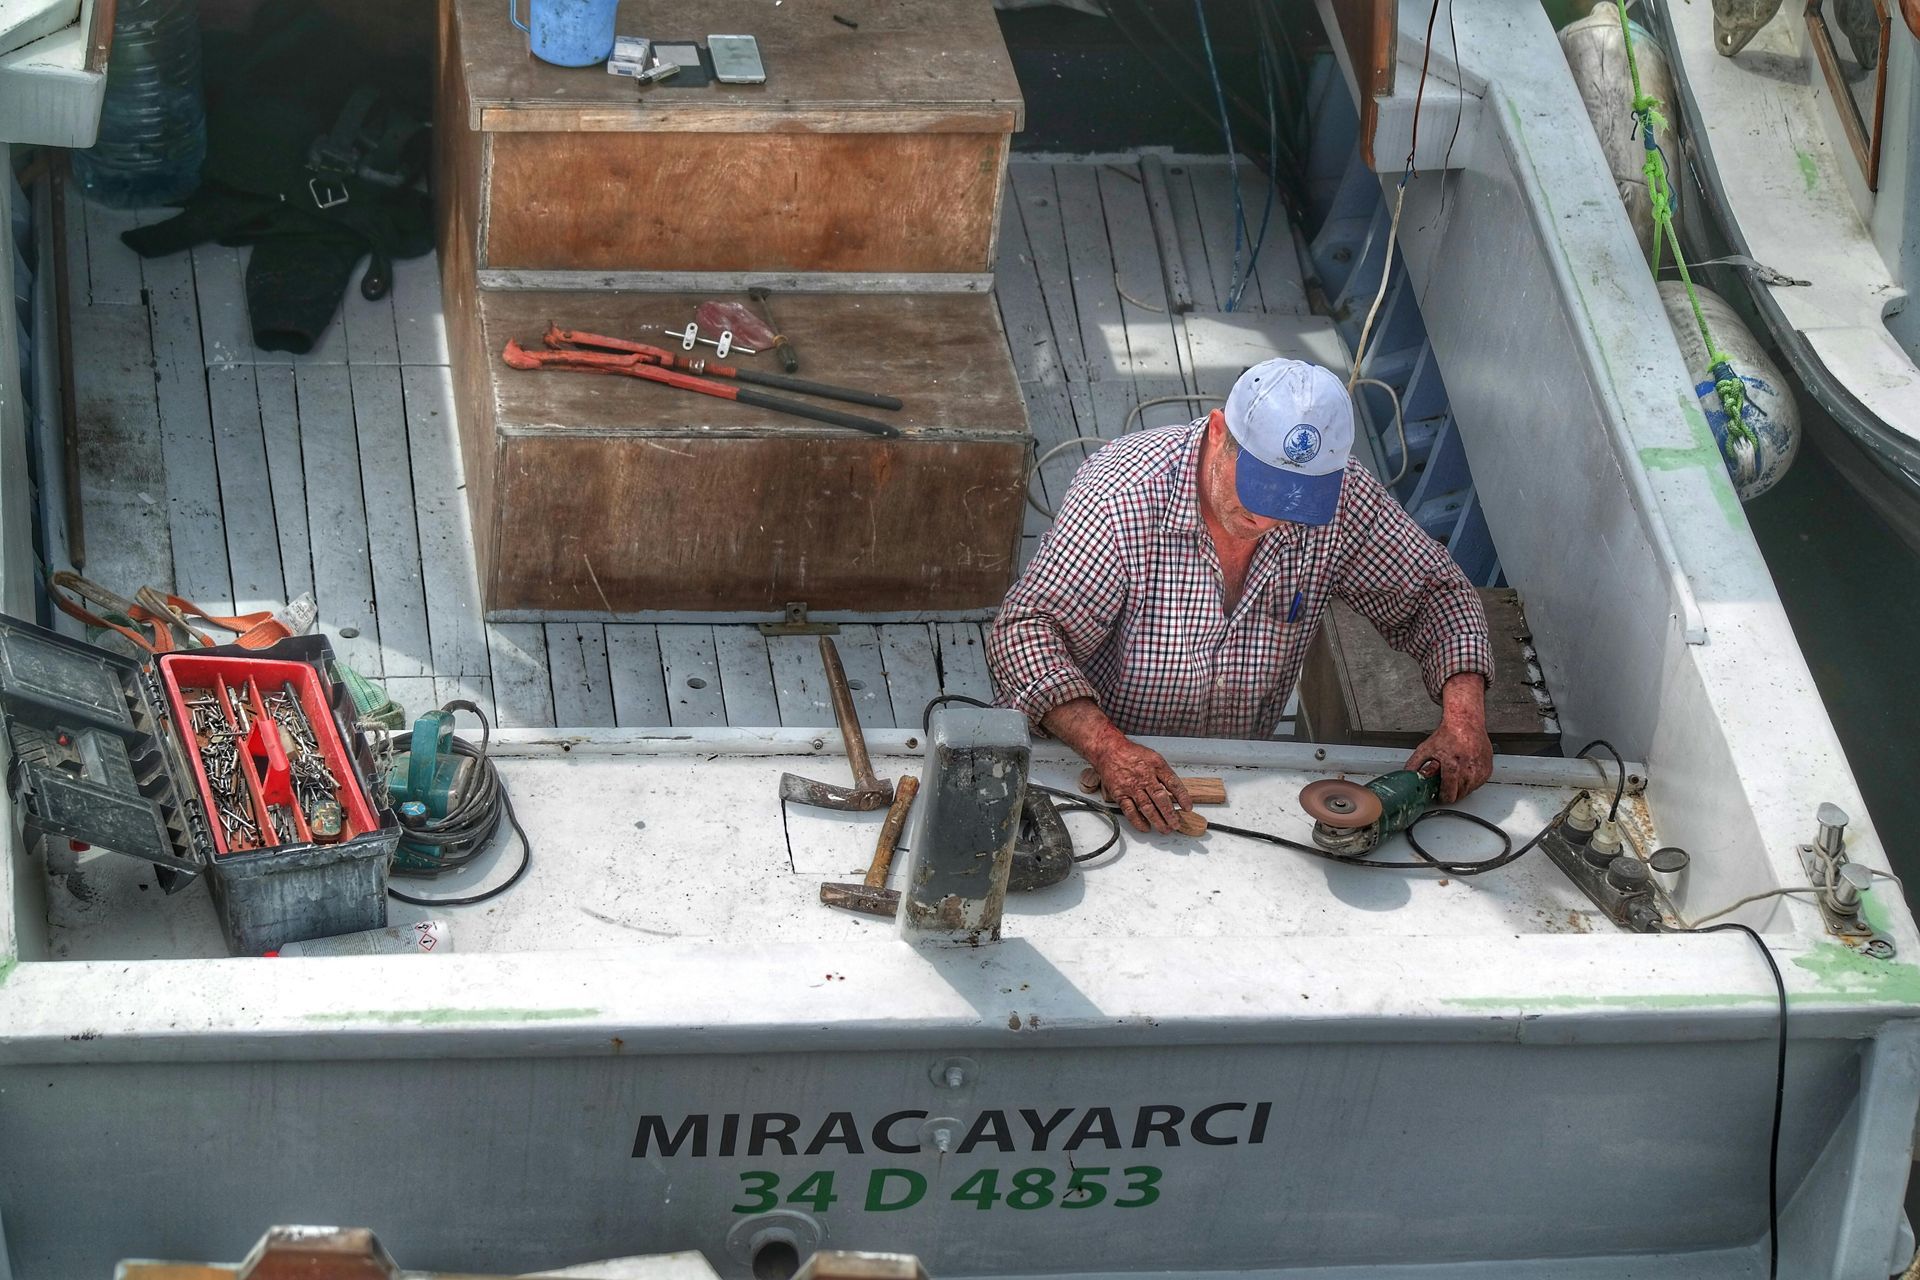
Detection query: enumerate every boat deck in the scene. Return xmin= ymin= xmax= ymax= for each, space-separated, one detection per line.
xmin=46 ymin=735 xmax=1639 ymax=960
xmin=55 ymin=156 xmax=1314 ymax=734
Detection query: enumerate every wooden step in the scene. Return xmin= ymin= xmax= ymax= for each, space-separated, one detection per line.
xmin=456 ymin=286 xmax=1032 ymax=616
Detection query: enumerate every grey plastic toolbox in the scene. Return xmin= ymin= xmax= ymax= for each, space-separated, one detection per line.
xmin=0 ymin=615 xmax=399 ymax=953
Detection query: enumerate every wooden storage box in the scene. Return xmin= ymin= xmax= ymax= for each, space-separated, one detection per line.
xmin=438 ymin=0 xmax=1024 ymax=279
xmin=464 ymin=289 xmax=1031 ymax=614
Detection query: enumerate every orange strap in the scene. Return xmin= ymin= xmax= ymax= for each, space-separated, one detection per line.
xmin=51 ymin=573 xmax=291 ymax=653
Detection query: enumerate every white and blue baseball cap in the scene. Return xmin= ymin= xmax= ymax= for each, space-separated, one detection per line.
xmin=1223 ymin=358 xmax=1353 ymax=525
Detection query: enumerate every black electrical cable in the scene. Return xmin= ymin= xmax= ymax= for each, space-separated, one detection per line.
xmin=383 ymin=700 xmax=533 ymax=908
xmin=921 ymin=692 xmax=992 ymax=733
xmin=1028 ymin=782 xmax=1125 ymax=863
xmin=1575 ymin=738 xmax=1627 ymax=819
xmin=1655 ymin=915 xmax=1786 ymax=1280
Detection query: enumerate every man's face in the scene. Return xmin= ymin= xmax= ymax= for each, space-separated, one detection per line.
xmin=1202 ymin=411 xmax=1290 ymax=540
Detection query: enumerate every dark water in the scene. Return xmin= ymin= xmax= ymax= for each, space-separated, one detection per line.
xmin=1749 ymin=434 xmax=1920 ymax=1236
xmin=1745 ymin=440 xmax=1920 ymax=876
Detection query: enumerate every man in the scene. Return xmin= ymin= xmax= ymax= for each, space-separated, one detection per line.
xmin=988 ymin=358 xmax=1494 ymax=835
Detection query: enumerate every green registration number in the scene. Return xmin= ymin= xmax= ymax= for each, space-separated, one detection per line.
xmin=732 ymin=1166 xmax=1163 ymax=1213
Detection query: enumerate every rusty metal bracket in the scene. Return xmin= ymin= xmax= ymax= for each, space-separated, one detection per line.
xmin=758 ymin=601 xmax=840 ymax=637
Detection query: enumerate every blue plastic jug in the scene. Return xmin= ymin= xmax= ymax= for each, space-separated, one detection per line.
xmin=509 ymin=0 xmax=617 ymax=66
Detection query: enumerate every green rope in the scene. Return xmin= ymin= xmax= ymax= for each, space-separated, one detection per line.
xmin=330 ymin=659 xmax=407 ymax=731
xmin=1613 ymin=0 xmax=1754 ymax=449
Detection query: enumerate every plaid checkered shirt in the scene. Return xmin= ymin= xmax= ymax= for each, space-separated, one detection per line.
xmin=988 ymin=421 xmax=1493 ymax=739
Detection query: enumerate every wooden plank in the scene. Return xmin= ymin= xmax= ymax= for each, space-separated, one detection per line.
xmin=377 ymin=676 xmax=437 ymax=726
xmin=350 ymin=365 xmax=432 ymax=678
xmin=457 ymin=0 xmax=1024 ymax=125
xmin=767 ymin=627 xmax=896 ymax=730
xmin=1138 ymin=154 xmax=1195 ymax=313
xmin=993 ymin=175 xmax=1066 ymax=386
xmin=391 ymin=253 xmax=449 ymax=366
xmin=605 ymin=623 xmax=669 ymax=726
xmin=255 ymin=366 xmax=313 ymax=600
xmin=1054 ymin=164 xmax=1126 ymax=382
xmin=1097 ymin=163 xmax=1192 ymax=425
xmin=81 ymin=201 xmax=141 ymax=305
xmin=294 ymin=364 xmax=382 ymax=675
xmin=491 ymin=434 xmax=1025 ymax=614
xmin=933 ymin=622 xmax=994 ymax=703
xmin=878 ymin=624 xmax=942 ymax=735
xmin=546 ymin=622 xmax=616 ymax=727
xmin=143 ymin=234 xmax=233 ymax=606
xmin=341 ymin=262 xmax=401 ymax=365
xmin=657 ymin=624 xmax=727 ymax=727
xmin=1166 ymin=164 xmax=1222 ymax=311
xmin=1007 ymin=163 xmax=1087 ymax=379
xmin=434 ymin=673 xmax=497 ymax=727
xmin=487 ymin=621 xmax=553 ymax=728
xmin=207 ymin=366 xmax=288 ymax=614
xmin=479 ymin=105 xmax=1016 ymax=135
xmin=1024 ymin=378 xmax=1094 ymax=527
xmin=713 ymin=626 xmax=781 ymax=727
xmin=1186 ymin=164 xmax=1264 ymax=313
xmin=70 ymin=204 xmax=172 ymax=599
xmin=191 ymin=243 xmax=261 ymax=367
xmin=485 ymin=289 xmax=1024 ymax=439
xmin=485 ymin=131 xmax=1005 ymax=274
xmin=403 ymin=365 xmax=489 ymax=680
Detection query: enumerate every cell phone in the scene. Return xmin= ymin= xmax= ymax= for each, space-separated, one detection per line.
xmin=650 ymin=41 xmax=712 ymax=88
xmin=707 ymin=34 xmax=766 ymax=84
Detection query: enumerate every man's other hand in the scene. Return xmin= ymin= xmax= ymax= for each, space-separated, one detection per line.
xmin=1091 ymin=738 xmax=1195 ymax=834
xmin=1407 ymin=671 xmax=1494 ymax=803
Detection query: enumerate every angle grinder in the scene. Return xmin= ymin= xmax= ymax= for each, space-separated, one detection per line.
xmin=1300 ymin=769 xmax=1441 ymax=857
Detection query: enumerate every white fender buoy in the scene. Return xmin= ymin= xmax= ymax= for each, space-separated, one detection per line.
xmin=1559 ymin=10 xmax=1681 ymax=262
xmin=1658 ymin=281 xmax=1801 ymax=501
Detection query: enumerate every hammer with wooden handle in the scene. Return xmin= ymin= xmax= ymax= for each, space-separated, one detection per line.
xmin=819 ymin=775 xmax=919 ymax=917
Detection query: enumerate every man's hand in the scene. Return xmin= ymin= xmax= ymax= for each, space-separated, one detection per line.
xmin=1406 ymin=672 xmax=1494 ymax=803
xmin=1041 ymin=697 xmax=1194 ymax=834
xmin=1089 ymin=737 xmax=1194 ymax=835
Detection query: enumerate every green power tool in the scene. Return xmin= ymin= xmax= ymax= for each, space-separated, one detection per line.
xmin=1301 ymin=769 xmax=1442 ymax=857
xmin=386 ymin=709 xmax=471 ymax=867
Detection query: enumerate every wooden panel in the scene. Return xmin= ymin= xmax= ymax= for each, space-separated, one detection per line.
xmin=456 ymin=0 xmax=1022 ymax=132
xmin=658 ymin=625 xmax=727 ymax=727
xmin=606 ymin=624 xmax=670 ymax=726
xmin=492 ymin=434 xmax=1027 ymax=612
xmin=484 ymin=131 xmax=1006 ymax=274
xmin=714 ymin=628 xmax=781 ymax=726
xmin=1329 ymin=0 xmax=1396 ymax=167
xmin=547 ymin=622 xmax=616 ymax=726
xmin=933 ymin=623 xmax=993 ymax=703
xmin=1297 ymin=589 xmax=1559 ymax=754
xmin=481 ymin=289 xmax=1026 ymax=439
xmin=435 ymin=0 xmax=497 ymax=596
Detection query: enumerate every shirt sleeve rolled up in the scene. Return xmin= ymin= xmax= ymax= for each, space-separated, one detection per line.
xmin=1332 ymin=466 xmax=1493 ymax=701
xmin=986 ymin=484 xmax=1131 ymax=728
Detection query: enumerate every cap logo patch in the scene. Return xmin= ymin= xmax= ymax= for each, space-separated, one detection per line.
xmin=1281 ymin=422 xmax=1322 ymax=466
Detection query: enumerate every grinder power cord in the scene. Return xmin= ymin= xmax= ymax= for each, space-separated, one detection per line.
xmin=378 ymin=701 xmax=532 ymax=908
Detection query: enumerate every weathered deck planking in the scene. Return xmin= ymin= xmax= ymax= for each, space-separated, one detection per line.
xmin=206 ymin=365 xmax=286 ymax=615
xmin=143 ymin=228 xmax=232 ymax=607
xmin=63 ymin=158 xmax=1291 ymax=730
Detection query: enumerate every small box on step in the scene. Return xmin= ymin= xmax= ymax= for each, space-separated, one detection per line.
xmin=0 ymin=615 xmax=400 ymax=954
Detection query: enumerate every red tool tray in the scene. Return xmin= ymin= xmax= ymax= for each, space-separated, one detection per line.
xmin=157 ymin=653 xmax=380 ymax=856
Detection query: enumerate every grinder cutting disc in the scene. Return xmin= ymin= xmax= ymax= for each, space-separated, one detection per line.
xmin=1299 ymin=778 xmax=1384 ymax=829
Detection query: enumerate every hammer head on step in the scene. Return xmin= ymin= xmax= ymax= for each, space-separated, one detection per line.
xmin=779 ymin=772 xmax=895 ymax=812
